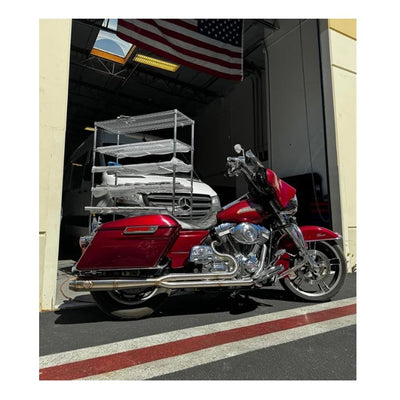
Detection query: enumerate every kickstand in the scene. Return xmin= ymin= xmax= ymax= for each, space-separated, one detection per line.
xmin=229 ymin=291 xmax=249 ymax=305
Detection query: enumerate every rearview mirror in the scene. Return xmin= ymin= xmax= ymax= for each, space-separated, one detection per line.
xmin=234 ymin=144 xmax=244 ymax=154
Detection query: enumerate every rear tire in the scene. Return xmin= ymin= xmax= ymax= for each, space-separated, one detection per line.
xmin=280 ymin=241 xmax=347 ymax=302
xmin=91 ymin=287 xmax=168 ymax=320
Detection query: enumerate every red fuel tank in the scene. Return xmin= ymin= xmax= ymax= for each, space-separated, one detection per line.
xmin=217 ymin=200 xmax=264 ymax=224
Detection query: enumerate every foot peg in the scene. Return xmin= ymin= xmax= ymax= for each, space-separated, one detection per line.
xmin=255 ymin=265 xmax=284 ymax=286
xmin=254 ymin=249 xmax=287 ymax=286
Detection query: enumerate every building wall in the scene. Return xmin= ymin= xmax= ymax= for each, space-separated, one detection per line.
xmin=327 ymin=19 xmax=357 ymax=271
xmin=39 ymin=19 xmax=71 ymax=310
xmin=195 ymin=76 xmax=257 ymax=190
xmin=265 ymin=20 xmax=329 ymax=195
xmin=196 ymin=19 xmax=356 ymax=272
xmin=38 ymin=19 xmax=356 ymax=310
xmin=196 ymin=20 xmax=331 ymax=207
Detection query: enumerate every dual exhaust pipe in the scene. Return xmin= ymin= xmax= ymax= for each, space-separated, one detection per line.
xmin=69 ymin=275 xmax=254 ymax=292
xmin=69 ymin=242 xmax=254 ymax=292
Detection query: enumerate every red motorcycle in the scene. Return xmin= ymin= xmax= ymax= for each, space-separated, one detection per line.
xmin=69 ymin=145 xmax=347 ymax=320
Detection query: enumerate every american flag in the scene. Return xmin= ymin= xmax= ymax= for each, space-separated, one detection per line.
xmin=117 ymin=19 xmax=243 ymax=80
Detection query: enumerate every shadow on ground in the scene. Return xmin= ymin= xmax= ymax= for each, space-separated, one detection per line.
xmin=53 ymin=286 xmax=300 ymax=325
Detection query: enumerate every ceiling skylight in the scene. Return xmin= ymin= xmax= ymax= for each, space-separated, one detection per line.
xmin=91 ymin=19 xmax=135 ymax=64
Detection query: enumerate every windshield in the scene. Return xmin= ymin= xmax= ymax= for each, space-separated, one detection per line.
xmin=245 ymin=149 xmax=264 ymax=170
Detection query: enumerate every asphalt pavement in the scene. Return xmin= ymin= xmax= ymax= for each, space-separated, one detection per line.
xmin=40 ymin=262 xmax=357 ymax=380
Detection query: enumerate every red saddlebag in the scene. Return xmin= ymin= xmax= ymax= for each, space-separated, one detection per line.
xmin=76 ymin=215 xmax=180 ymax=271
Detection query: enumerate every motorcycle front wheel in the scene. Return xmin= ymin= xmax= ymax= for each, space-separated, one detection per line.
xmin=280 ymin=240 xmax=347 ymax=302
xmin=91 ymin=287 xmax=169 ymax=320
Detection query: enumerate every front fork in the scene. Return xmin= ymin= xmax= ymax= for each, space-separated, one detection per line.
xmin=270 ymin=201 xmax=319 ymax=274
xmin=283 ymin=223 xmax=318 ymax=272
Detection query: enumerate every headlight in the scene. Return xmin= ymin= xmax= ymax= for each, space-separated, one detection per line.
xmin=285 ymin=195 xmax=298 ymax=215
xmin=211 ymin=195 xmax=221 ymax=211
xmin=117 ymin=193 xmax=145 ymax=206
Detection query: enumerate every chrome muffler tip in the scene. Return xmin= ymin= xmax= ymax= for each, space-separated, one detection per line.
xmin=69 ymin=279 xmax=94 ymax=291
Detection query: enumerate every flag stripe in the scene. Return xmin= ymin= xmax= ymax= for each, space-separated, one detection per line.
xmin=147 ymin=19 xmax=243 ymax=57
xmin=117 ymin=29 xmax=242 ymax=79
xmin=117 ymin=32 xmax=242 ymax=79
xmin=163 ymin=19 xmax=198 ymax=32
xmin=39 ymin=303 xmax=356 ymax=380
xmin=117 ymin=19 xmax=243 ymax=80
xmin=118 ymin=20 xmax=242 ymax=69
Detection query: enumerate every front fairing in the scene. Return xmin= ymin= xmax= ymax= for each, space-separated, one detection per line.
xmin=242 ymin=150 xmax=296 ymax=210
xmin=266 ymin=169 xmax=297 ymax=209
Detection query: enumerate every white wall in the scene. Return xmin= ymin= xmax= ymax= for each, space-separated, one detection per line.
xmin=328 ymin=25 xmax=357 ymax=271
xmin=39 ymin=20 xmax=71 ymax=311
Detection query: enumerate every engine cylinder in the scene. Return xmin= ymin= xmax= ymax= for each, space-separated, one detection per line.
xmin=231 ymin=223 xmax=270 ymax=244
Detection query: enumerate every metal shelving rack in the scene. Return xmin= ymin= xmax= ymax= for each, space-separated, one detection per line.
xmin=86 ymin=109 xmax=195 ymax=232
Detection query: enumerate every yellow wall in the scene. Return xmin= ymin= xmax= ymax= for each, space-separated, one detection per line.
xmin=329 ymin=19 xmax=356 ymax=40
xmin=328 ymin=19 xmax=357 ymax=271
xmin=39 ymin=20 xmax=71 ymax=310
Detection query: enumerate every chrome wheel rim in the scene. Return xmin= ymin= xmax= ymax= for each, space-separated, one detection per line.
xmin=286 ymin=241 xmax=344 ymax=298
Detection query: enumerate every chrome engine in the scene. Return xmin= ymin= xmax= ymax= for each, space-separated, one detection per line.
xmin=190 ymin=222 xmax=275 ymax=279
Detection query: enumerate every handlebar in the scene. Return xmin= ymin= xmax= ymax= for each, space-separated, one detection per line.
xmin=226 ymin=155 xmax=257 ymax=187
xmin=226 ymin=156 xmax=242 ymax=177
xmin=226 ymin=149 xmax=272 ymax=197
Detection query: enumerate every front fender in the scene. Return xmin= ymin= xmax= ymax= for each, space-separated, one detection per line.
xmin=300 ymin=225 xmax=341 ymax=242
xmin=277 ymin=225 xmax=342 ymax=271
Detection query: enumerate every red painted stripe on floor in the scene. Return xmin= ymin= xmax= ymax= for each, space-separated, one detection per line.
xmin=39 ymin=303 xmax=356 ymax=380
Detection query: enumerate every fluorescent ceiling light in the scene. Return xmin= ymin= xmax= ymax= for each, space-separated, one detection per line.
xmin=91 ymin=46 xmax=135 ymax=65
xmin=133 ymin=54 xmax=180 ymax=72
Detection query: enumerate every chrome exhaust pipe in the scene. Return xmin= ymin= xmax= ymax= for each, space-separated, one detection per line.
xmin=69 ymin=242 xmax=254 ymax=292
xmin=69 ymin=277 xmax=254 ymax=291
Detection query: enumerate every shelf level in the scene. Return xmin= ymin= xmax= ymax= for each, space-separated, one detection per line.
xmin=85 ymin=206 xmax=168 ymax=216
xmin=92 ymin=182 xmax=191 ymax=197
xmin=96 ymin=139 xmax=192 ymax=159
xmin=94 ymin=110 xmax=194 ymax=135
xmin=92 ymin=158 xmax=192 ymax=175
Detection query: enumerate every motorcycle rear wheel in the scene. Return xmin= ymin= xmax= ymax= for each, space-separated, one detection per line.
xmin=280 ymin=240 xmax=347 ymax=302
xmin=91 ymin=287 xmax=168 ymax=320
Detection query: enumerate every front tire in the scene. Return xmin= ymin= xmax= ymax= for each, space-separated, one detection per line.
xmin=91 ymin=287 xmax=169 ymax=320
xmin=280 ymin=241 xmax=347 ymax=302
